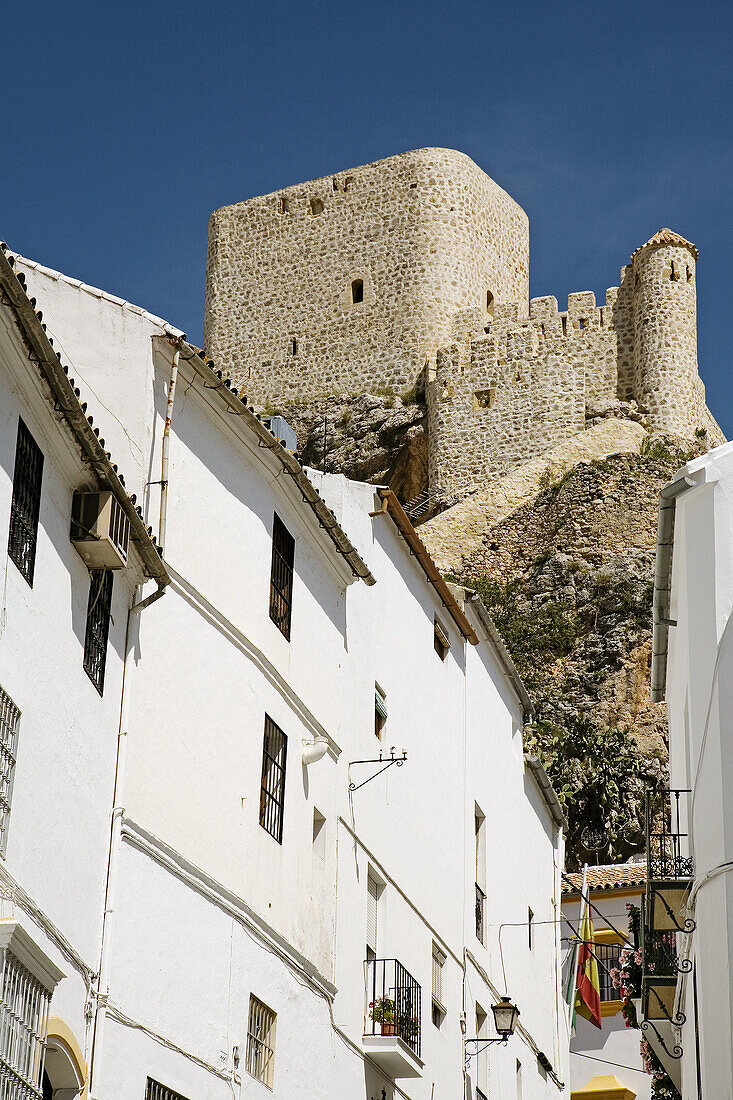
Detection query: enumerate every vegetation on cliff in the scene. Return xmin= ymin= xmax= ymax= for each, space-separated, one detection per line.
xmin=452 ymin=435 xmax=702 ymax=867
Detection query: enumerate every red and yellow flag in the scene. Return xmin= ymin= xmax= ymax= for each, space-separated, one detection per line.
xmin=575 ymin=907 xmax=602 ymax=1029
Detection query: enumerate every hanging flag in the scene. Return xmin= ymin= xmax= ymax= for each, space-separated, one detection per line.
xmin=564 ymin=864 xmax=587 ymax=1032
xmin=575 ymin=903 xmax=602 ymax=1029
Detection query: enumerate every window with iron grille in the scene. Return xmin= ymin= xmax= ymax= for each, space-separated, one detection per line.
xmin=145 ymin=1079 xmax=190 ymax=1100
xmin=269 ymin=514 xmax=295 ymax=639
xmin=259 ymin=716 xmax=287 ymax=843
xmin=0 ymin=687 xmax=20 ymax=857
xmin=0 ymin=949 xmax=52 ymax=1098
xmin=83 ymin=570 xmax=114 ymax=695
xmin=595 ymin=941 xmax=623 ymax=1001
xmin=8 ymin=419 xmax=44 ymax=587
xmin=246 ymin=995 xmax=276 ymax=1088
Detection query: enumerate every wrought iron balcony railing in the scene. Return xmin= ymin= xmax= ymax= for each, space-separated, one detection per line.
xmin=365 ymin=958 xmax=422 ymax=1058
xmin=475 ymin=883 xmax=486 ymax=945
xmin=646 ymin=788 xmax=694 ymax=881
xmin=645 ymin=788 xmax=695 ymax=934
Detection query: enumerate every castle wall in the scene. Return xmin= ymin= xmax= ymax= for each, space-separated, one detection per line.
xmin=428 ymin=289 xmax=627 ymax=501
xmin=204 ymin=148 xmax=529 ymax=404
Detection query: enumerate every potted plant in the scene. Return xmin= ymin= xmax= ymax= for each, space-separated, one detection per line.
xmin=369 ymin=996 xmax=396 ymax=1036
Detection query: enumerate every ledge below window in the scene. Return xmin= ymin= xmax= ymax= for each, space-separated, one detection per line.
xmin=361 ymin=1034 xmax=424 ymax=1078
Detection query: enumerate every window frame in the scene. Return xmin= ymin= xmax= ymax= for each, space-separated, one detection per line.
xmin=8 ymin=418 xmax=44 ymax=587
xmin=0 ymin=685 xmax=21 ymax=857
xmin=246 ymin=995 xmax=277 ymax=1089
xmin=145 ymin=1080 xmax=191 ymax=1100
xmin=83 ymin=569 xmax=114 ymax=695
xmin=259 ymin=715 xmax=287 ymax=843
xmin=269 ymin=514 xmax=295 ymax=640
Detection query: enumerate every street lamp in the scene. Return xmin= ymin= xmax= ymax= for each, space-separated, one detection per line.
xmin=464 ymin=997 xmax=520 ymax=1066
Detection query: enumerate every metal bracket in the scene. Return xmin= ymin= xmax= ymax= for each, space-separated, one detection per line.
xmin=640 ymin=1018 xmax=684 ymax=1060
xmin=652 ymin=890 xmax=697 ymax=935
xmin=646 ymin=985 xmax=686 ymax=1027
xmin=348 ymin=749 xmax=407 ymax=792
xmin=464 ymin=1036 xmax=508 ymax=1067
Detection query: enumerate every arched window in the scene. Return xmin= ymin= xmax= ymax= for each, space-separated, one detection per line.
xmin=310 ymin=197 xmax=324 ymax=216
xmin=351 ymin=279 xmax=364 ymax=304
xmin=486 ymin=291 xmax=495 ymax=318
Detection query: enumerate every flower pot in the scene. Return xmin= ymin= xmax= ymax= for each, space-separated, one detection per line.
xmin=380 ymin=1022 xmax=397 ymax=1036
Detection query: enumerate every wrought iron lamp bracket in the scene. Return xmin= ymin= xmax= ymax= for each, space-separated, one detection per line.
xmin=646 ymin=985 xmax=687 ymax=1028
xmin=348 ymin=750 xmax=407 ymax=792
xmin=640 ymin=1018 xmax=684 ymax=1060
xmin=464 ymin=1036 xmax=509 ymax=1067
xmin=653 ymin=889 xmax=697 ymax=935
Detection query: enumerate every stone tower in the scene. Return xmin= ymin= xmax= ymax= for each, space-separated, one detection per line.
xmin=631 ymin=229 xmax=703 ymax=439
xmin=204 ymin=148 xmax=529 ymax=403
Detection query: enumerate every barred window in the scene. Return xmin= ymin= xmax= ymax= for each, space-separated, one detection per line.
xmin=0 ymin=687 xmax=20 ymax=856
xmin=8 ymin=419 xmax=44 ymax=587
xmin=0 ymin=949 xmax=52 ymax=1098
xmin=259 ymin=716 xmax=287 ymax=843
xmin=432 ymin=943 xmax=446 ymax=1028
xmin=269 ymin=515 xmax=294 ymax=640
xmin=246 ymin=995 xmax=276 ymax=1088
xmin=83 ymin=570 xmax=113 ymax=695
xmin=145 ymin=1079 xmax=190 ymax=1100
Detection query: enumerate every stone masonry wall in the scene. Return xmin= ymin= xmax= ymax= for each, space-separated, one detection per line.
xmin=204 ymin=148 xmax=529 ymax=404
xmin=428 ymin=241 xmax=725 ymax=502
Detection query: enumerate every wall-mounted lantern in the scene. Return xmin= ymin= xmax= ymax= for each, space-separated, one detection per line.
xmin=464 ymin=996 xmax=520 ymax=1066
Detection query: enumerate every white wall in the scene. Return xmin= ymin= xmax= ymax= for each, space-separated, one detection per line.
xmin=11 ymin=259 xmax=567 ymax=1099
xmin=665 ymin=443 xmax=733 ymax=1100
xmin=0 ymin=295 xmax=141 ymax=1080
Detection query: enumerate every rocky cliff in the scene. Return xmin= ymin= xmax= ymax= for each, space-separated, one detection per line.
xmin=437 ymin=436 xmax=703 ymax=867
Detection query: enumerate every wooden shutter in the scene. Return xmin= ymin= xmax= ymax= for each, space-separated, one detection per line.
xmin=366 ymin=875 xmax=379 ymax=954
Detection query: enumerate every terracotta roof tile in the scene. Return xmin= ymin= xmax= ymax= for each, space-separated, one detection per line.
xmin=631 ymin=228 xmax=698 ymax=264
xmin=562 ymin=862 xmax=646 ymax=895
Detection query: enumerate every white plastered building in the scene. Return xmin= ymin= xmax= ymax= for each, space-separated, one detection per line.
xmin=649 ymin=441 xmax=733 ymax=1100
xmin=0 ymin=247 xmax=570 ymax=1099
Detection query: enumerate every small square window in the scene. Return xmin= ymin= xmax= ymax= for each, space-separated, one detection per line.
xmin=434 ymin=617 xmax=450 ymax=661
xmin=472 ymin=388 xmax=496 ymax=411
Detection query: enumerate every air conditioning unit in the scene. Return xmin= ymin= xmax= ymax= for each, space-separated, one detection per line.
xmin=70 ymin=491 xmax=130 ymax=569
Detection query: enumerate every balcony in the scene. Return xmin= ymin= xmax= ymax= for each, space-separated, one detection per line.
xmin=641 ymin=915 xmax=681 ymax=1021
xmin=646 ymin=789 xmax=694 ymax=934
xmin=363 ymin=958 xmax=423 ymax=1079
xmin=475 ymin=883 xmax=486 ymax=945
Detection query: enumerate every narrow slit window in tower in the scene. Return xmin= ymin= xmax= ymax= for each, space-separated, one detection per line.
xmin=290 ymin=338 xmax=298 ymax=356
xmin=486 ymin=290 xmax=495 ymax=318
xmin=578 ymin=318 xmax=586 ymax=332
xmin=561 ymin=316 xmax=567 ymax=337
xmin=670 ymin=260 xmax=679 ymax=281
xmin=687 ymin=265 xmax=692 ymax=281
xmin=279 ymin=195 xmax=289 ymax=215
xmin=351 ymin=279 xmax=364 ymax=304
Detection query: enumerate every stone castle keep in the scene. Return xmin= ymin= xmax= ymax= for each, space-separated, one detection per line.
xmin=204 ymin=147 xmax=724 ymax=503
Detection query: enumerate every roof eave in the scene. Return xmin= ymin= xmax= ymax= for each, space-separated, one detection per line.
xmin=0 ymin=245 xmax=170 ymax=588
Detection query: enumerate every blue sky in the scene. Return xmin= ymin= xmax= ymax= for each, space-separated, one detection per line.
xmin=5 ymin=0 xmax=733 ymax=432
